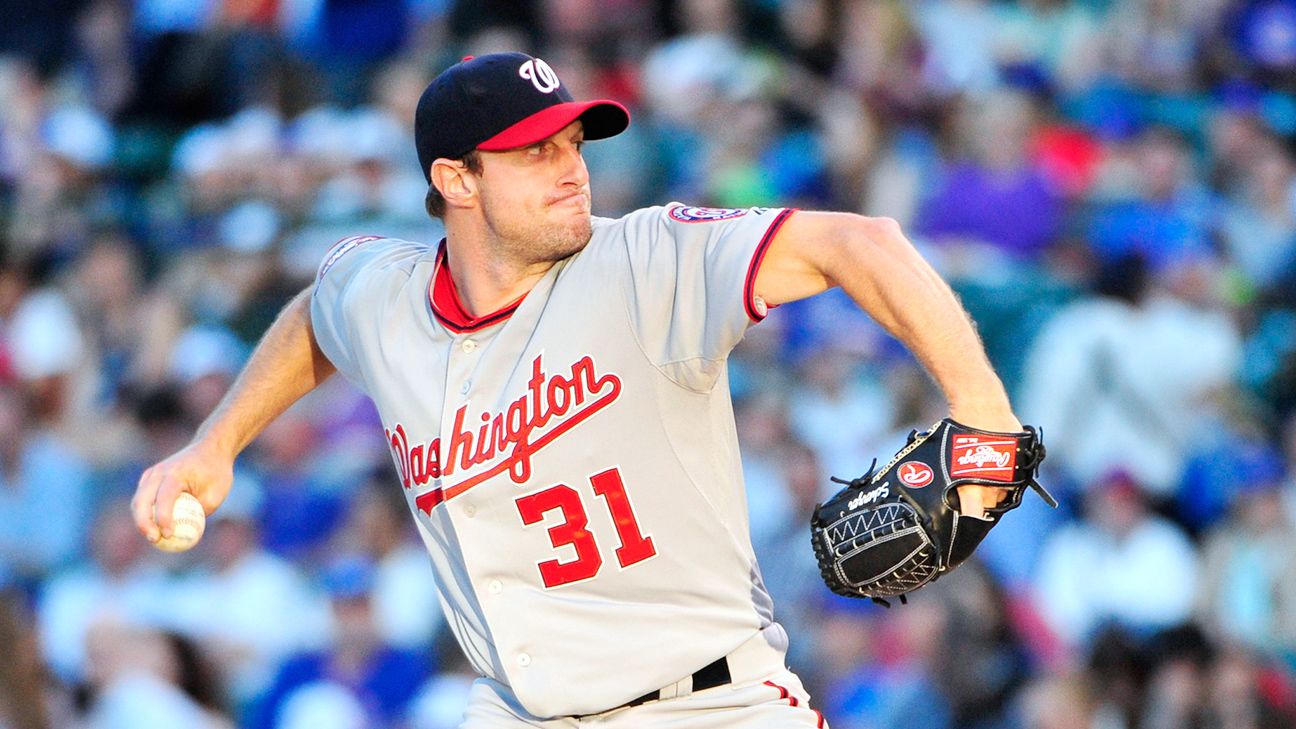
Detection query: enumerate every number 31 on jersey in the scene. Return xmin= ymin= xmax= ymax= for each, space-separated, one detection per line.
xmin=514 ymin=467 xmax=656 ymax=588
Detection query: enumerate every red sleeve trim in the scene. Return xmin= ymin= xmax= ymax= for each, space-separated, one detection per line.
xmin=743 ymin=209 xmax=797 ymax=323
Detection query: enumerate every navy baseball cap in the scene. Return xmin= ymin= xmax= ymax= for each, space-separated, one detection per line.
xmin=414 ymin=52 xmax=630 ymax=181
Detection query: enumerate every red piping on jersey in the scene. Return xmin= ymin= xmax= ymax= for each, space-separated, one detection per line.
xmin=428 ymin=240 xmax=526 ymax=333
xmin=763 ymin=680 xmax=824 ymax=727
xmin=743 ymin=209 xmax=797 ymax=322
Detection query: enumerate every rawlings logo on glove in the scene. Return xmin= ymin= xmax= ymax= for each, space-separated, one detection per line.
xmin=810 ymin=418 xmax=1055 ymax=606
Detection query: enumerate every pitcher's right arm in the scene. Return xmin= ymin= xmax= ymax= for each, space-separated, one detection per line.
xmin=131 ymin=287 xmax=337 ymax=542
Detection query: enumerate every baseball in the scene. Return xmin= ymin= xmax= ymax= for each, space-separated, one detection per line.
xmin=153 ymin=492 xmax=206 ymax=553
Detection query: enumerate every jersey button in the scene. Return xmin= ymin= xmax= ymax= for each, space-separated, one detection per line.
xmin=517 ymin=653 xmax=531 ymax=668
xmin=461 ymin=339 xmax=478 ymax=353
xmin=488 ymin=580 xmax=502 ymax=595
xmin=460 ymin=380 xmax=471 ymax=395
xmin=464 ymin=504 xmax=476 ymax=518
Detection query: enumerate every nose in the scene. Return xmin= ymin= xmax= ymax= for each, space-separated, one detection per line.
xmin=557 ymin=142 xmax=588 ymax=189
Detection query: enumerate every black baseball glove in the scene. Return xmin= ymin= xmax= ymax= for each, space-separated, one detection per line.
xmin=810 ymin=418 xmax=1054 ymax=606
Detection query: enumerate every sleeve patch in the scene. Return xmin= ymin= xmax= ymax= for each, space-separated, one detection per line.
xmin=668 ymin=206 xmax=750 ymax=223
xmin=317 ymin=235 xmax=383 ymax=281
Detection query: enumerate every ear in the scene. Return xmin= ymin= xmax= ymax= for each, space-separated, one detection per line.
xmin=430 ymin=158 xmax=478 ymax=211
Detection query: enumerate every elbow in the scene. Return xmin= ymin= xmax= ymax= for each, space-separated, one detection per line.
xmin=858 ymin=215 xmax=906 ymax=250
xmin=833 ymin=214 xmax=911 ymax=263
xmin=860 ymin=215 xmax=903 ymax=241
xmin=835 ymin=214 xmax=936 ymax=284
xmin=772 ymin=211 xmax=918 ymax=295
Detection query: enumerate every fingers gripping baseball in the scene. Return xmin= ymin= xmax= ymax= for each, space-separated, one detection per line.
xmin=131 ymin=442 xmax=233 ymax=543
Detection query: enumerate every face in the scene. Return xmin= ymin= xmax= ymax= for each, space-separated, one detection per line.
xmin=474 ymin=120 xmax=593 ymax=265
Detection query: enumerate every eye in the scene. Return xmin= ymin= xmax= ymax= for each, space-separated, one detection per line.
xmin=526 ymin=142 xmax=549 ymax=158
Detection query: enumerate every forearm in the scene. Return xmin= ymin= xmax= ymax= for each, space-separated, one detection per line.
xmin=196 ymin=287 xmax=337 ymax=457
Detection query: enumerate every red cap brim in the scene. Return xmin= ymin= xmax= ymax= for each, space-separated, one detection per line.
xmin=476 ymin=100 xmax=630 ymax=152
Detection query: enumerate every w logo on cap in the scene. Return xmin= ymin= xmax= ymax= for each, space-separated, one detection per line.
xmin=519 ymin=59 xmax=561 ymax=94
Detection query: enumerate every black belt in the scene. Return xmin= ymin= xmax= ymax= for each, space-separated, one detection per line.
xmin=623 ymin=656 xmax=732 ymax=708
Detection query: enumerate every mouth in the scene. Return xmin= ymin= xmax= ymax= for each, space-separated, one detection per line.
xmin=549 ymin=191 xmax=590 ymax=208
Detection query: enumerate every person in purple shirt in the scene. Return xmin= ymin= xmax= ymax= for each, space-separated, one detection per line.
xmin=917 ymin=90 xmax=1064 ymax=260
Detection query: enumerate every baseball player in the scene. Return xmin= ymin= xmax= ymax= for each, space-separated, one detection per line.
xmin=133 ymin=53 xmax=1022 ymax=727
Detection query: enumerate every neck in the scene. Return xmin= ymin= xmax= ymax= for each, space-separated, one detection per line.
xmin=444 ymin=223 xmax=554 ymax=317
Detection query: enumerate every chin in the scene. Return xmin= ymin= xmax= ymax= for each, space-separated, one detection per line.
xmin=524 ymin=217 xmax=591 ymax=264
xmin=556 ymin=214 xmax=593 ymax=251
xmin=554 ymin=226 xmax=593 ymax=259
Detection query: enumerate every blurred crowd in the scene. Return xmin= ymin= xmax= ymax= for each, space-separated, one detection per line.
xmin=2 ymin=0 xmax=1296 ymax=727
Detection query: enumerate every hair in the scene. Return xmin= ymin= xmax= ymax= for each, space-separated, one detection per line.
xmin=425 ymin=150 xmax=483 ymax=219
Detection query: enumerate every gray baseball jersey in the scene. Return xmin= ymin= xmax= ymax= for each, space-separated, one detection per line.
xmin=311 ymin=203 xmax=796 ymax=718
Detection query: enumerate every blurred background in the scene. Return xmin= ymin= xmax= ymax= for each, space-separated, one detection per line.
xmin=1 ymin=0 xmax=1295 ymax=727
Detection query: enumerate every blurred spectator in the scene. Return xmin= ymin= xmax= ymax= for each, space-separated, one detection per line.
xmin=749 ymin=441 xmax=831 ymax=682
xmin=1242 ymin=308 xmax=1296 ymax=417
xmin=69 ymin=234 xmax=177 ymax=407
xmin=1013 ymin=672 xmax=1096 ymax=729
xmin=1225 ymin=0 xmax=1296 ymax=86
xmin=0 ymin=384 xmax=93 ymax=587
xmin=833 ymin=0 xmax=928 ymax=150
xmin=0 ymin=590 xmax=53 ymax=729
xmin=737 ymin=391 xmax=795 ymax=550
xmin=787 ymin=344 xmax=896 ymax=482
xmin=1019 ymin=253 xmax=1242 ymax=498
xmin=249 ymin=409 xmax=350 ymax=563
xmin=1202 ymin=647 xmax=1296 ymax=729
xmin=1033 ymin=471 xmax=1200 ymax=647
xmin=167 ymin=486 xmax=331 ymax=710
xmin=992 ymin=0 xmax=1104 ymax=95
xmin=1195 ymin=455 xmax=1296 ymax=658
xmin=1088 ymin=127 xmax=1215 ymax=272
xmin=911 ymin=0 xmax=1001 ymax=96
xmin=336 ymin=479 xmax=446 ymax=653
xmin=926 ymin=565 xmax=1033 ymax=728
xmin=273 ymin=681 xmax=370 ymax=729
xmin=1139 ymin=625 xmax=1215 ymax=729
xmin=7 ymin=104 xmax=119 ymax=261
xmin=167 ymin=324 xmax=247 ymax=424
xmin=1085 ymin=626 xmax=1152 ymax=729
xmin=36 ymin=500 xmax=172 ymax=685
xmin=917 ymin=89 xmax=1065 ymax=262
xmin=247 ymin=555 xmax=431 ymax=729
xmin=407 ymin=668 xmax=475 ymax=729
xmin=821 ymin=599 xmax=952 ymax=729
xmin=1176 ymin=410 xmax=1285 ymax=531
xmin=1206 ymin=103 xmax=1274 ymax=194
xmin=2 ymin=261 xmax=90 ymax=429
xmin=81 ymin=618 xmax=233 ymax=728
xmin=406 ymin=630 xmax=478 ymax=729
xmin=1215 ymin=135 xmax=1296 ymax=291
xmin=1102 ymin=0 xmax=1219 ymax=93
xmin=1138 ymin=629 xmax=1296 ymax=729
xmin=1285 ymin=413 xmax=1296 ymax=523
